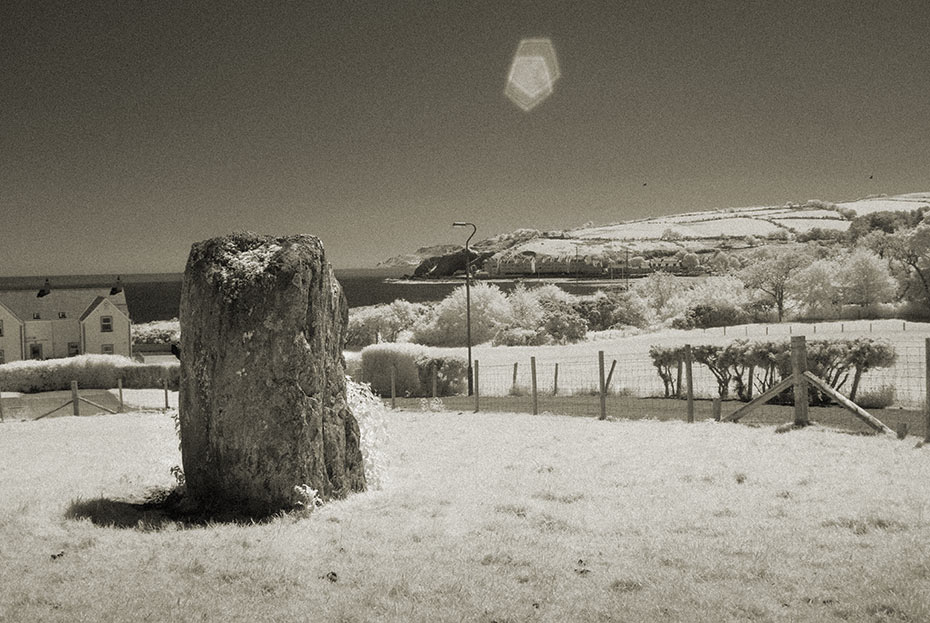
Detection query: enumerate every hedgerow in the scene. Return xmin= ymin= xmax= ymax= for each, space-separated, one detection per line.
xmin=648 ymin=338 xmax=896 ymax=405
xmin=0 ymin=355 xmax=179 ymax=393
xmin=358 ymin=343 xmax=467 ymax=397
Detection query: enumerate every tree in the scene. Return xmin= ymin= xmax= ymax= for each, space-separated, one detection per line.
xmin=411 ymin=283 xmax=512 ymax=346
xmin=868 ymin=225 xmax=930 ymax=310
xmin=836 ymin=249 xmax=896 ymax=309
xmin=632 ymin=272 xmax=679 ymax=315
xmin=786 ymin=258 xmax=841 ymax=319
xmin=739 ymin=246 xmax=813 ymax=321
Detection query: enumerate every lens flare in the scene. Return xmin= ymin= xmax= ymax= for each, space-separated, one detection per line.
xmin=505 ymin=38 xmax=560 ymax=111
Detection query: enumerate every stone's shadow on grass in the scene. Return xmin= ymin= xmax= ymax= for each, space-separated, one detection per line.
xmin=64 ymin=488 xmax=291 ymax=529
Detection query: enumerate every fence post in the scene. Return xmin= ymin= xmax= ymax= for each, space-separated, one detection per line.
xmin=598 ymin=351 xmax=606 ymax=420
xmin=675 ymin=361 xmax=682 ymax=398
xmin=0 ymin=382 xmax=4 ymax=422
xmin=163 ymin=378 xmax=170 ymax=410
xmin=712 ymin=397 xmax=721 ymax=422
xmin=431 ymin=363 xmax=438 ymax=398
xmin=512 ymin=362 xmax=518 ymax=391
xmin=684 ymin=345 xmax=694 ymax=423
xmin=117 ymin=378 xmax=124 ymax=413
xmin=530 ymin=357 xmax=538 ymax=415
xmin=897 ymin=422 xmax=909 ymax=440
xmin=791 ymin=335 xmax=809 ymax=426
xmin=925 ymin=338 xmax=930 ymax=443
xmin=390 ymin=365 xmax=397 ymax=410
xmin=473 ymin=360 xmax=479 ymax=413
xmin=72 ymin=381 xmax=80 ymax=416
xmin=553 ymin=363 xmax=559 ymax=396
xmin=605 ymin=359 xmax=617 ymax=393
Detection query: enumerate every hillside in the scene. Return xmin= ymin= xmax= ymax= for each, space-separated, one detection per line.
xmin=383 ymin=192 xmax=930 ymax=277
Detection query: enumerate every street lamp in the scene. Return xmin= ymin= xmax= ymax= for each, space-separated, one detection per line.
xmin=453 ymin=221 xmax=476 ymax=396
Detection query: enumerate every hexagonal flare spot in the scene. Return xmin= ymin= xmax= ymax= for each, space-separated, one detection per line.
xmin=505 ymin=38 xmax=560 ymax=111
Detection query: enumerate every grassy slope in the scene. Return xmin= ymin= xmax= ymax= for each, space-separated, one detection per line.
xmin=1 ymin=411 xmax=929 ymax=622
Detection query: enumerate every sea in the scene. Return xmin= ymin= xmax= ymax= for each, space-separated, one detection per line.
xmin=0 ymin=270 xmax=619 ymax=323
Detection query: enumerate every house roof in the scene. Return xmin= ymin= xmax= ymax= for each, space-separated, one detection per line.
xmin=0 ymin=288 xmax=129 ymax=323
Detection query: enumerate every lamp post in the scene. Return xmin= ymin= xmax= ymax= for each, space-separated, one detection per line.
xmin=453 ymin=221 xmax=476 ymax=396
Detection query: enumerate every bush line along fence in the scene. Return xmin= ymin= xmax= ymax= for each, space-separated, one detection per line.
xmin=0 ymin=377 xmax=174 ymax=422
xmin=0 ymin=356 xmax=179 ymax=422
xmin=375 ymin=337 xmax=930 ymax=442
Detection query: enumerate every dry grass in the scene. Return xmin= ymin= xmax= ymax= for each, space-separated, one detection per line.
xmin=1 ymin=410 xmax=929 ymax=622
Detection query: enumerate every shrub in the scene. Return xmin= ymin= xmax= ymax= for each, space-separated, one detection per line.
xmin=492 ymin=327 xmax=549 ymax=346
xmin=359 ymin=344 xmax=467 ymax=397
xmin=411 ymin=283 xmax=512 ymax=346
xmin=414 ymin=353 xmax=468 ymax=396
xmin=359 ymin=343 xmax=422 ymax=397
xmin=854 ymin=385 xmax=896 ymax=409
xmin=132 ymin=320 xmax=181 ymax=345
xmin=672 ymin=302 xmax=748 ymax=330
xmin=346 ymin=378 xmax=390 ymax=490
xmin=573 ymin=290 xmax=648 ymax=331
xmin=648 ymin=345 xmax=688 ymax=398
xmin=541 ymin=300 xmax=587 ymax=343
xmin=0 ymin=355 xmax=179 ymax=393
xmin=506 ymin=284 xmax=545 ymax=329
xmin=346 ymin=301 xmax=430 ymax=349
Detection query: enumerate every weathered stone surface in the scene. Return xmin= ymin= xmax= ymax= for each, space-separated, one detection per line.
xmin=179 ymin=232 xmax=365 ymax=514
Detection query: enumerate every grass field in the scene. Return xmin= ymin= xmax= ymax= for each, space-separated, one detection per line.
xmin=2 ymin=409 xmax=929 ymax=622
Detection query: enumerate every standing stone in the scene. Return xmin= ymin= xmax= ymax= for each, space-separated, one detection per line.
xmin=179 ymin=232 xmax=365 ymax=515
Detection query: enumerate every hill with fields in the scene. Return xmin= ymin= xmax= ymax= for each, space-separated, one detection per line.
xmin=382 ymin=192 xmax=930 ymax=277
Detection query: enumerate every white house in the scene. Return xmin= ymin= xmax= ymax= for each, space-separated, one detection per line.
xmin=0 ymin=287 xmax=131 ymax=363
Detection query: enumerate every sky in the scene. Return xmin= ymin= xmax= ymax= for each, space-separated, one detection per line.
xmin=2 ymin=1 xmax=930 ymax=275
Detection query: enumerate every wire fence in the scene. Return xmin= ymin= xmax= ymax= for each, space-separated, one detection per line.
xmin=387 ymin=337 xmax=930 ymax=440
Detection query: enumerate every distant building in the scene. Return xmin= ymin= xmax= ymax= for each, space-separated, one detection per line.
xmin=0 ymin=288 xmax=131 ymax=363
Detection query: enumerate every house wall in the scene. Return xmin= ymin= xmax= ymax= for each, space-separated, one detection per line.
xmin=82 ymin=300 xmax=131 ymax=356
xmin=23 ymin=320 xmax=53 ymax=359
xmin=50 ymin=320 xmax=82 ymax=358
xmin=0 ymin=306 xmax=23 ymax=363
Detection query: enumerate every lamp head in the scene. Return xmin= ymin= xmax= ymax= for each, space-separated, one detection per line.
xmin=452 ymin=222 xmax=468 ymax=227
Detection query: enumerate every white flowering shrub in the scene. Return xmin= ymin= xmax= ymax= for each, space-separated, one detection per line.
xmin=346 ymin=377 xmax=390 ymax=490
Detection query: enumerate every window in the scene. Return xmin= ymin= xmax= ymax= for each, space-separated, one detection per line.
xmin=100 ymin=316 xmax=113 ymax=332
xmin=0 ymin=319 xmax=3 ymax=336
xmin=33 ymin=312 xmax=41 ymax=320
xmin=68 ymin=342 xmax=80 ymax=357
xmin=0 ymin=350 xmax=4 ymax=364
xmin=101 ymin=344 xmax=114 ymax=355
xmin=59 ymin=311 xmax=67 ymax=319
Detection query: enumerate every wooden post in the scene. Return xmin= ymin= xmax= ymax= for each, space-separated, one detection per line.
xmin=553 ymin=363 xmax=559 ymax=396
xmin=512 ymin=362 xmax=518 ymax=391
xmin=925 ymin=338 xmax=930 ymax=443
xmin=684 ymin=345 xmax=694 ymax=423
xmin=473 ymin=360 xmax=479 ymax=413
xmin=897 ymin=422 xmax=909 ymax=440
xmin=530 ymin=357 xmax=538 ymax=415
xmin=791 ymin=335 xmax=809 ymax=426
xmin=840 ymin=323 xmax=844 ymax=333
xmin=712 ymin=398 xmax=721 ymax=422
xmin=598 ymin=351 xmax=606 ymax=420
xmin=431 ymin=363 xmax=438 ymax=398
xmin=163 ymin=378 xmax=170 ymax=410
xmin=72 ymin=381 xmax=80 ymax=416
xmin=675 ymin=361 xmax=682 ymax=398
xmin=117 ymin=378 xmax=124 ymax=413
xmin=604 ymin=360 xmax=617 ymax=394
xmin=390 ymin=365 xmax=397 ymax=410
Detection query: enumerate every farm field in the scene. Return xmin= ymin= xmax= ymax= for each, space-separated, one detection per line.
xmin=1 ymin=410 xmax=929 ymax=622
